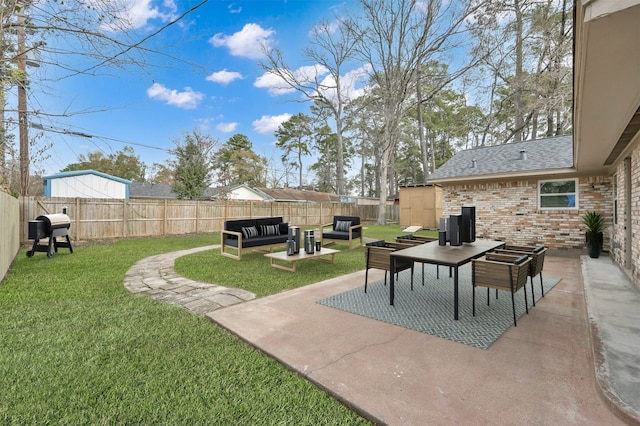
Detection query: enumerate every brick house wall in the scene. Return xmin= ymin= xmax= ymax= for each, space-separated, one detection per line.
xmin=440 ymin=176 xmax=613 ymax=254
xmin=611 ymin=144 xmax=640 ymax=289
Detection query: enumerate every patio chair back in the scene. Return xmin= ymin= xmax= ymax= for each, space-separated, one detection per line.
xmin=495 ymin=245 xmax=547 ymax=303
xmin=364 ymin=240 xmax=414 ymax=292
xmin=472 ymin=254 xmax=531 ymax=326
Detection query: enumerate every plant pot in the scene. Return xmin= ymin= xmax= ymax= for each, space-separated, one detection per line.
xmin=587 ymin=242 xmax=602 ymax=258
xmin=586 ymin=231 xmax=603 ymax=258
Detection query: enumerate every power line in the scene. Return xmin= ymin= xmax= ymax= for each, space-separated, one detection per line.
xmin=29 ymin=122 xmax=172 ymax=152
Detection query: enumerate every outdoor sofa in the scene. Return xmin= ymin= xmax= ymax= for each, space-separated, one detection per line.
xmin=221 ymin=216 xmax=289 ymax=260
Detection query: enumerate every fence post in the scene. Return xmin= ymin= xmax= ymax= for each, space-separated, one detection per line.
xmin=163 ymin=199 xmax=167 ymax=236
xmin=75 ymin=198 xmax=80 ymax=240
xmin=196 ymin=200 xmax=200 ymax=233
xmin=123 ymin=200 xmax=127 ymax=238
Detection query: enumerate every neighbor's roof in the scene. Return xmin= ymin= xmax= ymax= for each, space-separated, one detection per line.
xmin=427 ymin=135 xmax=574 ymax=183
xmin=130 ymin=182 xmax=220 ymax=199
xmin=44 ymin=169 xmax=132 ymax=184
xmin=130 ymin=182 xmax=178 ymax=198
xmin=257 ymin=187 xmax=340 ymax=203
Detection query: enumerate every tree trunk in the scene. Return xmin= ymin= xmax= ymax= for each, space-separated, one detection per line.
xmin=377 ymin=156 xmax=389 ymax=225
xmin=513 ymin=0 xmax=524 ymax=143
xmin=416 ymin=69 xmax=429 ymax=180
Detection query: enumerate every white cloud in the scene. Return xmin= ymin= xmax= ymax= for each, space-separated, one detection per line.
xmin=146 ymin=83 xmax=204 ymax=109
xmin=254 ymin=71 xmax=295 ymax=95
xmin=252 ymin=113 xmax=292 ymax=134
xmin=206 ymin=70 xmax=244 ymax=84
xmin=254 ymin=64 xmax=330 ymax=96
xmin=216 ymin=122 xmax=238 ymax=133
xmin=316 ymin=63 xmax=372 ymax=102
xmin=309 ymin=21 xmax=339 ymax=37
xmin=209 ymin=23 xmax=275 ymax=59
xmin=228 ymin=3 xmax=242 ymax=13
xmin=95 ymin=0 xmax=177 ymax=31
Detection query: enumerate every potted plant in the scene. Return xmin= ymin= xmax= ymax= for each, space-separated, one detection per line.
xmin=582 ymin=211 xmax=604 ymax=258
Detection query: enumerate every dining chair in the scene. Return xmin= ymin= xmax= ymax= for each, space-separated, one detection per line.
xmin=494 ymin=245 xmax=547 ymax=306
xmin=364 ymin=240 xmax=415 ymax=293
xmin=472 ymin=253 xmax=531 ymax=326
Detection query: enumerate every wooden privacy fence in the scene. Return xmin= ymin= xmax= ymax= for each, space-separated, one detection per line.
xmin=19 ymin=197 xmax=397 ymax=243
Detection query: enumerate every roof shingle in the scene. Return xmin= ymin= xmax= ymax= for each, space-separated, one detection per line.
xmin=428 ymin=135 xmax=573 ymax=181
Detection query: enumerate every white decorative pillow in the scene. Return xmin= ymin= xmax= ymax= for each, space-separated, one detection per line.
xmin=335 ymin=220 xmax=352 ymax=232
xmin=241 ymin=226 xmax=258 ymax=239
xmin=260 ymin=224 xmax=280 ymax=236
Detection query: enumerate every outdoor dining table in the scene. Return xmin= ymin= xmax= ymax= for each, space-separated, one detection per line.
xmin=389 ymin=239 xmax=506 ymax=320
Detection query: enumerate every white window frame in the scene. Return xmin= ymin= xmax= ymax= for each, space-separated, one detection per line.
xmin=538 ymin=178 xmax=579 ymax=210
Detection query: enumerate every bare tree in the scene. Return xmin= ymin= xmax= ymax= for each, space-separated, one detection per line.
xmin=261 ymin=17 xmax=362 ymax=195
xmin=468 ymin=0 xmax=572 ymax=143
xmin=1 ymin=0 xmax=208 ymax=195
xmin=347 ymin=0 xmax=481 ymax=224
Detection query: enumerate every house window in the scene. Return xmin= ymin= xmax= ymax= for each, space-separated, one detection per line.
xmin=538 ymin=178 xmax=578 ymax=209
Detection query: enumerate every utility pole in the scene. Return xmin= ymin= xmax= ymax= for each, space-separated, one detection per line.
xmin=17 ymin=8 xmax=28 ymax=196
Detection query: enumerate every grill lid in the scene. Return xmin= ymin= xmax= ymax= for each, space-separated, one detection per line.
xmin=36 ymin=213 xmax=71 ymax=230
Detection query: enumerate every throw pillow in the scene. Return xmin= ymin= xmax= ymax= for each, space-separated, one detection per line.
xmin=335 ymin=220 xmax=352 ymax=232
xmin=241 ymin=226 xmax=258 ymax=239
xmin=260 ymin=224 xmax=280 ymax=236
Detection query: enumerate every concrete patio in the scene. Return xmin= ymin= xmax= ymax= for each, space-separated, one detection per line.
xmin=126 ymin=249 xmax=640 ymax=425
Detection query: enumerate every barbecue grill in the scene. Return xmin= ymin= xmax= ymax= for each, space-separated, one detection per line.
xmin=26 ymin=211 xmax=74 ymax=258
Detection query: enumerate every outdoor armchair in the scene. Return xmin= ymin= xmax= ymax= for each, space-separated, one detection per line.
xmin=472 ymin=252 xmax=531 ymax=326
xmin=321 ymin=215 xmax=363 ymax=250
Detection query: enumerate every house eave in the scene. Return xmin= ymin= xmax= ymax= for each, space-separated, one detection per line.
xmin=427 ymin=167 xmax=578 ymax=185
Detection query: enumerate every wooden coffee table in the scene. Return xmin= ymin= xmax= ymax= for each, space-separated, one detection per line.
xmin=264 ymin=248 xmax=340 ymax=272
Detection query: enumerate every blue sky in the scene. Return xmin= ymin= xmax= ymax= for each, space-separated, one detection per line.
xmin=31 ymin=0 xmax=356 ymax=179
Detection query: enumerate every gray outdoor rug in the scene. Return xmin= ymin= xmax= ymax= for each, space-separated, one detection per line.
xmin=317 ymin=264 xmax=560 ymax=349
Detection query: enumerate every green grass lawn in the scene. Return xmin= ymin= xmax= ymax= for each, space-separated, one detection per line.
xmin=0 ymin=225 xmax=435 ymax=424
xmin=175 ymin=224 xmax=436 ymax=297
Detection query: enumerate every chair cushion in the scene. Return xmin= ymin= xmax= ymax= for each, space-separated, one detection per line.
xmin=323 ymin=230 xmax=350 ymax=240
xmin=533 ymin=246 xmax=545 ymax=253
xmin=333 ymin=215 xmax=361 ymax=226
xmin=241 ymin=226 xmax=259 ymax=239
xmin=366 ymin=240 xmax=386 ymax=247
xmin=335 ymin=220 xmax=352 ymax=232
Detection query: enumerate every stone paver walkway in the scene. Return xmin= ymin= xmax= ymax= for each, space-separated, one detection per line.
xmin=123 ymin=245 xmax=255 ymax=316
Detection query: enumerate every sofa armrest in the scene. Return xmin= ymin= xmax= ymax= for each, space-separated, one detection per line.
xmin=222 ymin=229 xmax=243 ymax=243
xmin=220 ymin=229 xmax=244 ymax=260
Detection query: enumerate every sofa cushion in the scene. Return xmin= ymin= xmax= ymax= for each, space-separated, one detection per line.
xmin=242 ymin=226 xmax=259 ymax=239
xmin=260 ymin=224 xmax=280 ymax=236
xmin=224 ymin=234 xmax=288 ymax=248
xmin=255 ymin=217 xmax=283 ymax=227
xmin=242 ymin=235 xmax=288 ymax=248
xmin=225 ymin=219 xmax=256 ymax=234
xmin=279 ymin=222 xmax=289 ymax=235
